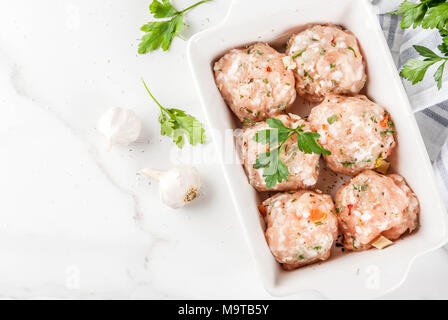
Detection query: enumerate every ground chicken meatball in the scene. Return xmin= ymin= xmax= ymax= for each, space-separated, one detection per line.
xmin=262 ymin=190 xmax=338 ymax=270
xmin=335 ymin=170 xmax=419 ymax=251
xmin=237 ymin=114 xmax=320 ymax=191
xmin=308 ymin=95 xmax=396 ymax=175
xmin=286 ymin=24 xmax=366 ymax=101
xmin=214 ymin=43 xmax=296 ymax=122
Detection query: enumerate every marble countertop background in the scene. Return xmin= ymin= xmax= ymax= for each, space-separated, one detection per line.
xmin=0 ymin=0 xmax=447 ymax=299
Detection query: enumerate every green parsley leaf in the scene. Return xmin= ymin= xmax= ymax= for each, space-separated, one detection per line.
xmin=297 ymin=132 xmax=331 ymax=155
xmin=252 ymin=118 xmax=330 ymax=189
xmin=439 ymin=39 xmax=448 ymax=56
xmin=390 ymin=0 xmax=427 ymax=29
xmin=391 ymin=1 xmax=448 ymax=89
xmin=399 ymin=44 xmax=448 ymax=89
xmin=253 ymin=150 xmax=273 ymax=169
xmin=142 ymin=79 xmax=205 ymax=148
xmin=422 ymin=3 xmax=448 ymax=29
xmin=159 ymin=114 xmax=175 ymax=136
xmin=253 ymin=129 xmax=278 ymax=145
xmin=253 ymin=118 xmax=291 ymax=145
xmin=175 ymin=112 xmax=206 ymax=145
xmin=438 ymin=28 xmax=448 ymax=55
xmin=253 ymin=148 xmax=290 ymax=189
xmin=435 ymin=60 xmax=447 ymax=89
xmin=400 ymin=58 xmax=439 ymax=84
xmin=413 ymin=45 xmax=441 ymax=60
xmin=264 ymin=159 xmax=289 ymax=189
xmin=138 ymin=0 xmax=211 ymax=54
xmin=266 ymin=118 xmax=291 ymax=135
xmin=139 ymin=15 xmax=183 ymax=53
xmin=150 ymin=0 xmax=178 ymax=18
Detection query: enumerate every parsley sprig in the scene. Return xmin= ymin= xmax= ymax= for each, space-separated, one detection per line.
xmin=138 ymin=0 xmax=211 ymax=54
xmin=142 ymin=79 xmax=205 ymax=148
xmin=252 ymin=118 xmax=330 ymax=189
xmin=391 ymin=0 xmax=448 ymax=89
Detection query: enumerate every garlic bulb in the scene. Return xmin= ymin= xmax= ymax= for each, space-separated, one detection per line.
xmin=97 ymin=107 xmax=142 ymax=151
xmin=142 ymin=166 xmax=202 ymax=209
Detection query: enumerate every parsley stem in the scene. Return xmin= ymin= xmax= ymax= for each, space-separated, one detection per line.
xmin=279 ymin=132 xmax=295 ymax=154
xmin=180 ymin=0 xmax=211 ymax=14
xmin=273 ymin=126 xmax=305 ymax=155
xmin=141 ymin=78 xmax=174 ymax=117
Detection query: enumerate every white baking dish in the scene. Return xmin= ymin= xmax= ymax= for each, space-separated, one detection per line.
xmin=187 ymin=0 xmax=448 ymax=299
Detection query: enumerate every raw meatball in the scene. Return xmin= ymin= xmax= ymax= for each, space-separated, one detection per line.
xmin=308 ymin=95 xmax=396 ymax=175
xmin=286 ymin=24 xmax=366 ymax=102
xmin=261 ymin=190 xmax=338 ymax=270
xmin=237 ymin=114 xmax=320 ymax=191
xmin=334 ymin=170 xmax=419 ymax=251
xmin=214 ymin=43 xmax=296 ymax=123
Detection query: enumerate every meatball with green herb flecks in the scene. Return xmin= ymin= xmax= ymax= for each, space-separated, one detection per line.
xmin=261 ymin=190 xmax=338 ymax=270
xmin=214 ymin=43 xmax=296 ymax=123
xmin=236 ymin=114 xmax=320 ymax=192
xmin=286 ymin=24 xmax=366 ymax=102
xmin=334 ymin=170 xmax=419 ymax=251
xmin=308 ymin=94 xmax=396 ymax=175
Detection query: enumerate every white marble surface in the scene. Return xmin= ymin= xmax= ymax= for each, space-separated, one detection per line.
xmin=0 ymin=0 xmax=447 ymax=299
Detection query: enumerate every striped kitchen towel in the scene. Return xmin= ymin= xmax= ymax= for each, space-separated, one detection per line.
xmin=374 ymin=0 xmax=448 ymax=247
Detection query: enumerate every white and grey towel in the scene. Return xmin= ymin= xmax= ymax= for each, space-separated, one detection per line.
xmin=374 ymin=0 xmax=448 ymax=229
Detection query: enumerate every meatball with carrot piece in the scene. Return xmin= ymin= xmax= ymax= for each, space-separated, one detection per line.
xmin=335 ymin=170 xmax=419 ymax=251
xmin=308 ymin=95 xmax=396 ymax=175
xmin=262 ymin=190 xmax=339 ymax=270
xmin=214 ymin=43 xmax=296 ymax=123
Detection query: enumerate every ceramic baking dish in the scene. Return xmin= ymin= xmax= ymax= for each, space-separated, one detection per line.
xmin=187 ymin=0 xmax=448 ymax=299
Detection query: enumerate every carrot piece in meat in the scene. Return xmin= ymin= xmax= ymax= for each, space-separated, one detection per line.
xmin=310 ymin=208 xmax=327 ymax=224
xmin=380 ymin=114 xmax=389 ymax=128
xmin=258 ymin=204 xmax=267 ymax=217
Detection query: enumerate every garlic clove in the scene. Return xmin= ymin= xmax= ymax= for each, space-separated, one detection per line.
xmin=371 ymin=235 xmax=393 ymax=249
xmin=142 ymin=166 xmax=202 ymax=209
xmin=97 ymin=107 xmax=142 ymax=151
xmin=375 ymin=159 xmax=390 ymax=175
